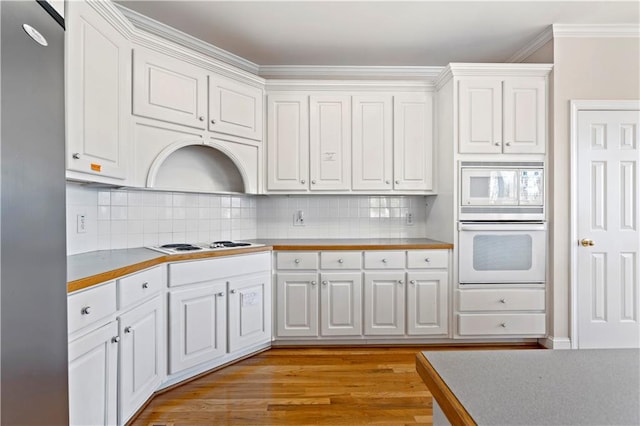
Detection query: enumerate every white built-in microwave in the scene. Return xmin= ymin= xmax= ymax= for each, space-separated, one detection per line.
xmin=459 ymin=161 xmax=544 ymax=221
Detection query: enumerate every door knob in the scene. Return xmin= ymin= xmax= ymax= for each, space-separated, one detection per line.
xmin=581 ymin=239 xmax=595 ymax=247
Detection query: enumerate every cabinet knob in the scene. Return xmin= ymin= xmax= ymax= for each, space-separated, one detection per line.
xmin=500 ymin=298 xmax=506 ymax=304
xmin=72 ymin=153 xmax=80 ymax=159
xmin=211 ymin=119 xmax=216 ymax=124
xmin=500 ymin=323 xmax=507 ymax=328
xmin=311 ymin=281 xmax=317 ymax=286
xmin=294 ymin=258 xmax=301 ymax=264
xmin=410 ymin=280 xmax=416 ymax=285
xmin=198 ymin=116 xmax=205 ymax=121
xmin=111 ymin=336 xmax=120 ymax=343
xmin=425 ymin=258 xmax=430 ymax=263
xmin=381 ymin=258 xmax=387 ymax=263
xmin=398 ymin=280 xmax=404 ymax=285
xmin=124 ymin=326 xmax=133 ymax=333
xmin=385 ymin=180 xmax=390 ymax=185
xmin=301 ymin=180 xmax=306 ymax=184
xmin=395 ymin=180 xmax=400 ymax=184
xmin=142 ymin=282 xmax=149 ymax=289
xmin=311 ymin=180 xmax=316 ymax=184
xmin=322 ymin=281 xmax=328 ymax=285
xmin=505 ymin=142 xmax=512 ymax=146
xmin=494 ymin=142 xmax=501 ymax=146
xmin=81 ymin=306 xmax=91 ymax=315
xmin=217 ymin=292 xmax=225 ymax=297
xmin=230 ymin=289 xmax=237 ymax=294
xmin=338 ymin=259 xmax=344 ymax=264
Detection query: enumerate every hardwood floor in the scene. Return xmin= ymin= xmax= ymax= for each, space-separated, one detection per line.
xmin=131 ymin=344 xmax=540 ymax=425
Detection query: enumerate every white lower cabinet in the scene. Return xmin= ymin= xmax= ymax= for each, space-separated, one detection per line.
xmin=168 ymin=281 xmax=227 ymax=374
xmin=118 ymin=295 xmax=164 ymax=424
xmin=68 ymin=321 xmax=118 ymax=426
xmin=276 ymin=273 xmax=319 ymax=337
xmin=320 ymin=273 xmax=362 ymax=336
xmin=407 ymin=271 xmax=448 ymax=336
xmin=228 ymin=272 xmax=272 ymax=352
xmin=364 ymin=272 xmax=406 ymax=336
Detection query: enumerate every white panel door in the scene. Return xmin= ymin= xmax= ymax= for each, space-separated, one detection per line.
xmin=407 ymin=272 xmax=448 ymax=336
xmin=66 ymin=0 xmax=129 ymax=180
xmin=577 ymin=110 xmax=640 ymax=348
xmin=310 ymin=95 xmax=352 ymax=190
xmin=276 ymin=273 xmax=319 ymax=337
xmin=458 ymin=79 xmax=503 ymax=154
xmin=320 ymin=273 xmax=362 ymax=336
xmin=228 ymin=272 xmax=271 ymax=352
xmin=393 ymin=93 xmax=433 ymax=191
xmin=267 ymin=95 xmax=309 ymax=191
xmin=364 ymin=272 xmax=405 ymax=335
xmin=168 ymin=282 xmax=227 ymax=373
xmin=133 ymin=49 xmax=208 ymax=129
xmin=352 ymin=95 xmax=393 ymax=191
xmin=209 ymin=76 xmax=263 ymax=141
xmin=503 ymin=78 xmax=546 ymax=154
xmin=68 ymin=322 xmax=118 ymax=426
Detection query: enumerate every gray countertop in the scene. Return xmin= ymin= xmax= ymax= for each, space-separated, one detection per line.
xmin=422 ymin=349 xmax=640 ymax=425
xmin=67 ymin=248 xmax=163 ymax=283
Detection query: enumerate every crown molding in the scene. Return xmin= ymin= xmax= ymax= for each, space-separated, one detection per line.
xmin=553 ymin=24 xmax=640 ymax=38
xmin=114 ymin=4 xmax=260 ymax=75
xmin=87 ymin=0 xmax=136 ymax=39
xmin=265 ymin=79 xmax=435 ymax=92
xmin=507 ymin=26 xmax=554 ymax=63
xmin=259 ymin=65 xmax=444 ymax=81
xmin=435 ymin=62 xmax=553 ymax=89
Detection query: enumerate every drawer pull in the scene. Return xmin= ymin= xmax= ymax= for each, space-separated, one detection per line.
xmin=425 ymin=258 xmax=431 ymax=263
xmin=230 ymin=289 xmax=237 ymax=294
xmin=410 ymin=280 xmax=416 ymax=285
xmin=111 ymin=336 xmax=120 ymax=343
xmin=81 ymin=306 xmax=91 ymax=315
xmin=322 ymin=281 xmax=328 ymax=286
xmin=398 ymin=280 xmax=404 ymax=285
xmin=142 ymin=282 xmax=149 ymax=289
xmin=500 ymin=323 xmax=507 ymax=328
xmin=294 ymin=259 xmax=301 ymax=264
xmin=500 ymin=298 xmax=506 ymax=304
xmin=217 ymin=292 xmax=224 ymax=297
xmin=124 ymin=326 xmax=133 ymax=333
xmin=381 ymin=259 xmax=387 ymax=263
xmin=338 ymin=259 xmax=344 ymax=264
xmin=311 ymin=281 xmax=317 ymax=286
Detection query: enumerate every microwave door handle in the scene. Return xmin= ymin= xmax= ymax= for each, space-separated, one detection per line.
xmin=458 ymin=223 xmax=547 ymax=232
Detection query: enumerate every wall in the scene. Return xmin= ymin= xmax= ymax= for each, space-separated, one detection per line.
xmin=550 ymin=36 xmax=640 ymax=342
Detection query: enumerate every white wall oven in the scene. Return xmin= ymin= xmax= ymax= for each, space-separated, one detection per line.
xmin=458 ymin=222 xmax=546 ymax=284
xmin=459 ymin=161 xmax=544 ymax=221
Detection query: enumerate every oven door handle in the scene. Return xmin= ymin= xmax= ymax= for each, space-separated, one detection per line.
xmin=458 ymin=223 xmax=547 ymax=232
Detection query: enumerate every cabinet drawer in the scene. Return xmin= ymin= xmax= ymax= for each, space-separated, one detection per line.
xmin=276 ymin=252 xmax=318 ymax=270
xmin=169 ymin=253 xmax=270 ymax=287
xmin=407 ymin=250 xmax=448 ymax=269
xmin=320 ymin=251 xmax=361 ymax=269
xmin=457 ymin=313 xmax=546 ymax=336
xmin=68 ymin=281 xmax=117 ymax=334
xmin=458 ymin=289 xmax=545 ymax=312
xmin=117 ymin=266 xmax=164 ymax=309
xmin=364 ymin=251 xmax=405 ymax=269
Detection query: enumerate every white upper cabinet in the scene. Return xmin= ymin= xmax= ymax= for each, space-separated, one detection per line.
xmin=66 ymin=0 xmax=130 ymax=181
xmin=352 ymin=95 xmax=393 ymax=191
xmin=458 ymin=76 xmax=546 ymax=154
xmin=309 ymin=95 xmax=352 ymax=190
xmin=394 ymin=93 xmax=434 ymax=191
xmin=267 ymin=94 xmax=310 ymax=191
xmin=133 ymin=49 xmax=208 ymax=130
xmin=209 ymin=76 xmax=263 ymax=141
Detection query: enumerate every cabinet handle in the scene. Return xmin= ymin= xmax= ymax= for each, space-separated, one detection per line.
xmin=198 ymin=116 xmax=205 ymax=121
xmin=124 ymin=326 xmax=133 ymax=333
xmin=311 ymin=180 xmax=316 ymax=184
xmin=500 ymin=323 xmax=507 ymax=328
xmin=81 ymin=306 xmax=91 ymax=315
xmin=381 ymin=259 xmax=387 ymax=263
xmin=500 ymin=298 xmax=506 ymax=304
xmin=311 ymin=281 xmax=317 ymax=286
xmin=395 ymin=180 xmax=400 ymax=184
xmin=385 ymin=180 xmax=390 ymax=185
xmin=505 ymin=142 xmax=512 ymax=146
xmin=211 ymin=119 xmax=216 ymax=124
xmin=410 ymin=280 xmax=416 ymax=285
xmin=111 ymin=336 xmax=120 ymax=343
xmin=230 ymin=289 xmax=237 ymax=294
xmin=72 ymin=153 xmax=80 ymax=160
xmin=142 ymin=282 xmax=149 ymax=289
xmin=301 ymin=180 xmax=306 ymax=184
xmin=494 ymin=142 xmax=501 ymax=146
xmin=338 ymin=259 xmax=344 ymax=264
xmin=425 ymin=258 xmax=430 ymax=263
xmin=398 ymin=280 xmax=404 ymax=285
xmin=322 ymin=281 xmax=328 ymax=286
xmin=294 ymin=258 xmax=301 ymax=264
xmin=217 ymin=292 xmax=225 ymax=297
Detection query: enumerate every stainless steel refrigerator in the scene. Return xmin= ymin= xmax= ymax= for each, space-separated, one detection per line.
xmin=1 ymin=1 xmax=69 ymax=423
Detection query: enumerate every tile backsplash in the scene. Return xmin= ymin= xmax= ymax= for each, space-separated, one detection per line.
xmin=66 ymin=183 xmax=429 ymax=255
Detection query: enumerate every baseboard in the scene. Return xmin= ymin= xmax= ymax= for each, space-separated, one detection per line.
xmin=538 ymin=336 xmax=572 ymax=349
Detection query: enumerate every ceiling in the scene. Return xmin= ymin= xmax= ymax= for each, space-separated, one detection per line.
xmin=115 ymin=1 xmax=640 ymax=66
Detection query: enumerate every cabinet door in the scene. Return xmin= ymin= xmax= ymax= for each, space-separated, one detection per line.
xmin=68 ymin=321 xmax=118 ymax=426
xmin=209 ymin=76 xmax=263 ymax=141
xmin=267 ymin=95 xmax=309 ymax=191
xmin=168 ymin=282 xmax=227 ymax=374
xmin=228 ymin=272 xmax=272 ymax=352
xmin=66 ymin=0 xmax=129 ymax=180
xmin=276 ymin=273 xmax=319 ymax=337
xmin=393 ymin=93 xmax=434 ymax=191
xmin=407 ymin=271 xmax=448 ymax=336
xmin=503 ymin=78 xmax=546 ymax=154
xmin=309 ymin=95 xmax=352 ymax=190
xmin=352 ymin=96 xmax=393 ymax=191
xmin=364 ymin=272 xmax=405 ymax=335
xmin=133 ymin=49 xmax=208 ymax=129
xmin=118 ymin=295 xmax=164 ymax=424
xmin=320 ymin=273 xmax=362 ymax=336
xmin=458 ymin=79 xmax=503 ymax=154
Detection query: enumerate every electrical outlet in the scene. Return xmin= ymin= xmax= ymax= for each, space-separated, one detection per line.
xmin=77 ymin=214 xmax=87 ymax=233
xmin=405 ymin=212 xmax=414 ymax=226
xmin=293 ymin=210 xmax=305 ymax=226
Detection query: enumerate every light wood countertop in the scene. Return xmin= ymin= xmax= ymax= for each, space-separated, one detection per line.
xmin=250 ymin=238 xmax=453 ymax=251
